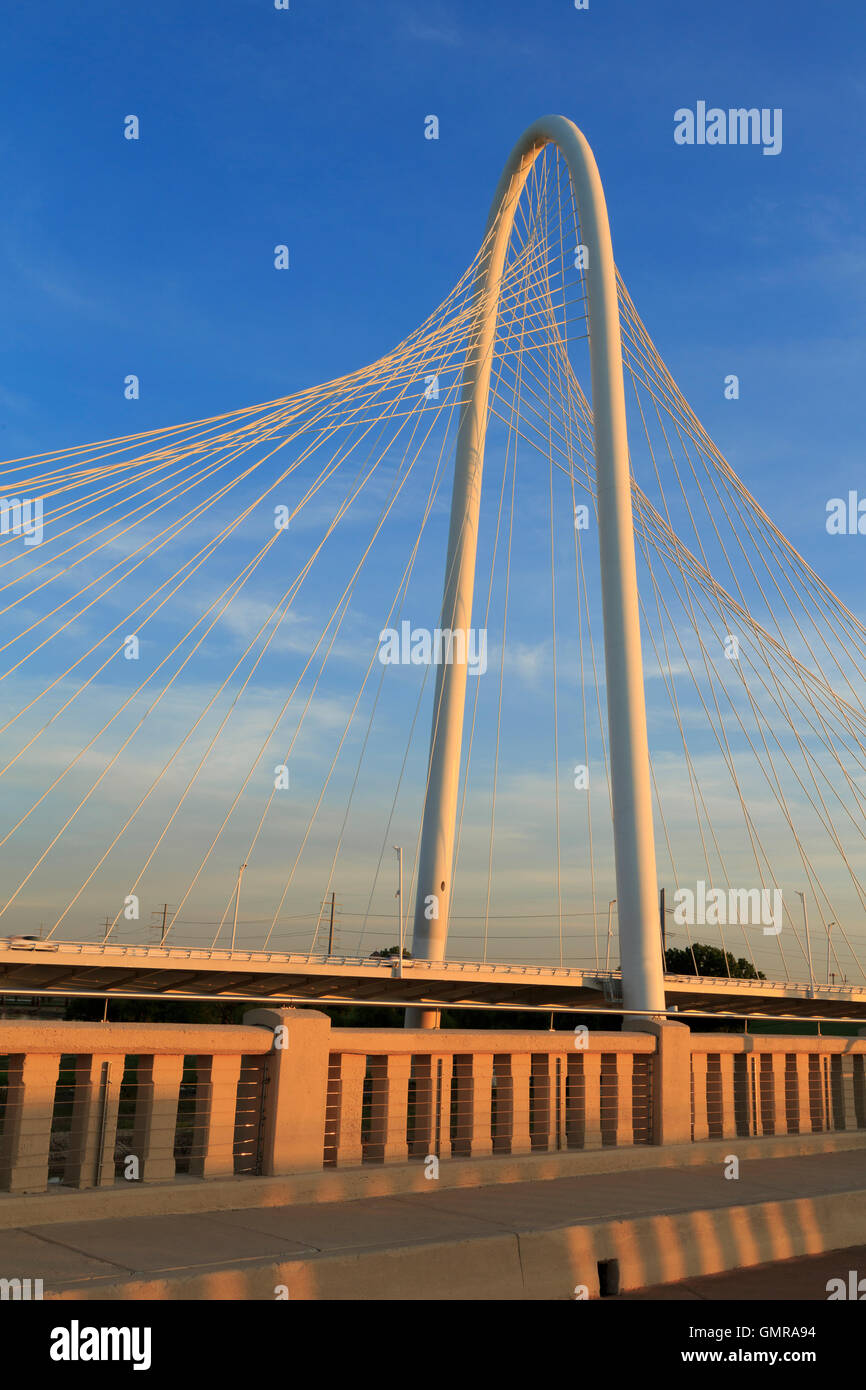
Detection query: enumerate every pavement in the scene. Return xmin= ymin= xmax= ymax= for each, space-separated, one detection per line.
xmin=4 ymin=1147 xmax=866 ymax=1299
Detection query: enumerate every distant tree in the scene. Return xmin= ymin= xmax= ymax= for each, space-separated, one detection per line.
xmin=369 ymin=945 xmax=412 ymax=959
xmin=64 ymin=997 xmax=245 ymax=1024
xmin=665 ymin=943 xmax=764 ymax=980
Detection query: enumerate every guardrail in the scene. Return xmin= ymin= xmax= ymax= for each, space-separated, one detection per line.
xmin=0 ymin=940 xmax=601 ymax=978
xmin=323 ymin=1029 xmax=656 ymax=1165
xmin=0 ymin=1013 xmax=864 ymax=1195
xmin=0 ymin=1022 xmax=271 ymax=1192
xmin=690 ymin=1035 xmax=866 ymax=1139
xmin=4 ymin=942 xmax=865 ymax=1001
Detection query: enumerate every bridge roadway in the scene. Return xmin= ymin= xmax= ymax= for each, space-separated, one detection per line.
xmin=12 ymin=1144 xmax=866 ymax=1301
xmin=1 ymin=939 xmax=864 ymax=1019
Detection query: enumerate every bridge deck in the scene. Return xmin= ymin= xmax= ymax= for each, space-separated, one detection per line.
xmin=0 ymin=940 xmax=864 ymax=1018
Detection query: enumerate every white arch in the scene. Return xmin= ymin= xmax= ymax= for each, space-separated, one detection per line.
xmin=410 ymin=116 xmax=666 ymax=1022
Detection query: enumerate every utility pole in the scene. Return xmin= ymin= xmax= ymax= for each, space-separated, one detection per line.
xmin=101 ymin=916 xmax=112 ymax=942
xmin=158 ymin=903 xmax=168 ymax=945
xmin=149 ymin=904 xmax=175 ymax=946
xmin=327 ymin=892 xmax=336 ymax=955
xmin=231 ymin=863 xmax=248 ymax=953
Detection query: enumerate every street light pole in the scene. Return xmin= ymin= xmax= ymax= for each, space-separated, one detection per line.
xmin=797 ymin=892 xmax=815 ymax=992
xmin=606 ymin=899 xmax=616 ymax=973
xmin=394 ymin=846 xmax=404 ymax=979
xmin=231 ymin=862 xmax=248 ymax=953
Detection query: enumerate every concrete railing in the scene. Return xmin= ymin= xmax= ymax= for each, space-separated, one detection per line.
xmin=322 ymin=1028 xmax=657 ymax=1166
xmin=0 ymin=1021 xmax=272 ymax=1193
xmin=1 ymin=1012 xmax=865 ymax=1194
xmin=690 ymin=1035 xmax=866 ymax=1140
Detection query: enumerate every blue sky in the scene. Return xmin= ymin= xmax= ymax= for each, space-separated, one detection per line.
xmin=3 ymin=0 xmax=865 ymax=556
xmin=3 ymin=0 xmax=865 ymax=531
xmin=2 ymin=1 xmax=866 ymax=969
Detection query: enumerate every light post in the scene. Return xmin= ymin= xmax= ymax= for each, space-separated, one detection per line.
xmin=231 ymin=862 xmax=248 ymax=953
xmin=605 ymin=898 xmax=616 ymax=973
xmin=797 ymin=892 xmax=815 ymax=992
xmin=394 ymin=846 xmax=404 ymax=978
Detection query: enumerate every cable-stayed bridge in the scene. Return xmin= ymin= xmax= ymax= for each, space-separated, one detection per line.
xmin=2 ymin=116 xmax=865 ymax=1022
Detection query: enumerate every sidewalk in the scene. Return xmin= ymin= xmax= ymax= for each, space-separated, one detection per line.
xmin=4 ymin=1146 xmax=866 ymax=1300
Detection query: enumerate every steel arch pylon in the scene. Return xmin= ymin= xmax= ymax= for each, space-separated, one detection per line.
xmin=408 ymin=116 xmax=666 ymax=1025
